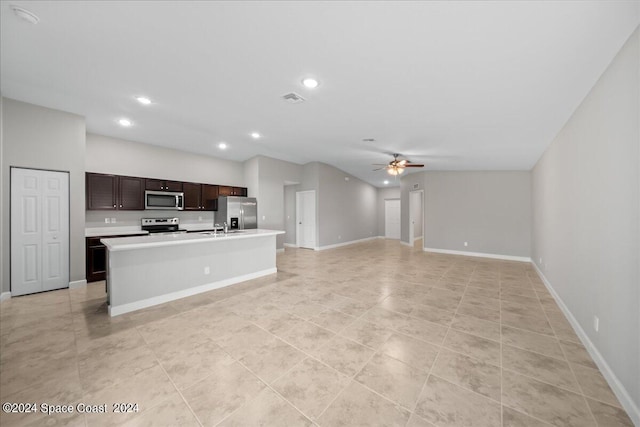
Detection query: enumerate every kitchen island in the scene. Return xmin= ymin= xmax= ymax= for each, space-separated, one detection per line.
xmin=101 ymin=229 xmax=285 ymax=316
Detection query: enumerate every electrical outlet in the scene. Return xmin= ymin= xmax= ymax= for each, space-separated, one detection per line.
xmin=593 ymin=316 xmax=599 ymax=332
xmin=198 ymin=216 xmax=202 ymax=221
xmin=539 ymin=257 xmax=543 ymax=264
xmin=204 ymin=266 xmax=210 ymax=275
xmin=262 ymin=215 xmax=266 ymax=221
xmin=105 ymin=218 xmax=110 ymax=224
xmin=338 ymin=235 xmax=342 ymax=240
xmin=464 ymin=241 xmax=468 ymax=247
xmin=111 ymin=218 xmax=116 ymax=223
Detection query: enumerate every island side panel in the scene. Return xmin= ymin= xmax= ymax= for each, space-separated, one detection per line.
xmin=107 ymin=234 xmax=277 ymax=316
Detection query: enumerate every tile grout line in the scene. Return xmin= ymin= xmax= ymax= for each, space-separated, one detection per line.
xmin=534 ymin=276 xmax=601 ymax=427
xmin=216 ymin=298 xmax=381 ymax=426
xmin=406 ymin=266 xmax=472 ymax=423
xmin=499 ymin=271 xmax=504 ymax=427
xmin=136 ymin=324 xmax=205 ymax=427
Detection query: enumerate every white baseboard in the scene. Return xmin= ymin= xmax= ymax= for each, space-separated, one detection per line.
xmin=109 ymin=267 xmax=277 ymax=317
xmin=69 ymin=279 xmax=87 ymax=289
xmin=283 ymin=243 xmax=297 ymax=248
xmin=400 ymin=240 xmax=412 ymax=247
xmin=315 ymin=236 xmax=379 ymax=251
xmin=533 ymin=263 xmax=640 ymax=426
xmin=423 ymin=247 xmax=531 ymax=263
xmin=415 ymin=236 xmax=423 ymax=241
xmin=0 ymin=292 xmax=11 ymax=302
xmin=276 ymin=248 xmax=285 ymax=253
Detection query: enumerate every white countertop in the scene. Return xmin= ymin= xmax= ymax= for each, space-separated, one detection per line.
xmin=85 ymin=227 xmax=149 ymax=237
xmin=101 ymin=229 xmax=285 ymax=251
xmin=85 ymin=223 xmax=218 ymax=237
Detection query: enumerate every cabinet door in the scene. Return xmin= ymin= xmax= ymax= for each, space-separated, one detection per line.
xmin=118 ymin=176 xmax=145 ymax=210
xmin=145 ymin=179 xmax=164 ymax=191
xmin=183 ymin=182 xmax=202 ymax=210
xmin=234 ymin=187 xmax=248 ymax=197
xmin=219 ymin=186 xmax=232 ymax=197
xmin=86 ymin=173 xmax=117 ymax=210
xmin=86 ymin=237 xmax=107 ymax=282
xmin=201 ymin=184 xmax=219 ymax=211
xmin=165 ymin=181 xmax=183 ymax=191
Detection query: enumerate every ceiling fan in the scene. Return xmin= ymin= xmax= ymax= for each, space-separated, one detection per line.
xmin=373 ymin=153 xmax=424 ymax=176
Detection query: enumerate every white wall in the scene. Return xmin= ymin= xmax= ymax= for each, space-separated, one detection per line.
xmin=422 ymin=171 xmax=531 ymax=258
xmin=532 ymin=28 xmax=639 ymax=420
xmin=2 ymin=98 xmax=86 ymax=292
xmin=284 ymin=185 xmax=297 ymax=245
xmin=376 ymin=187 xmax=401 ymax=237
xmin=410 ymin=191 xmax=423 ymax=238
xmin=87 ymin=133 xmax=245 ymax=185
xmin=316 ymin=163 xmax=378 ymax=247
xmin=250 ymin=156 xmax=303 ymax=249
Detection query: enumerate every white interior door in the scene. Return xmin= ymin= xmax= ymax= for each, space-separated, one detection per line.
xmin=11 ymin=168 xmax=69 ymax=296
xmin=296 ymin=191 xmax=316 ymax=249
xmin=384 ymin=199 xmax=401 ymax=239
xmin=409 ymin=190 xmax=424 ymax=246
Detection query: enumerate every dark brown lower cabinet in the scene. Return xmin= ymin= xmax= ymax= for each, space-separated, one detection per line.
xmin=86 ymin=235 xmax=146 ymax=282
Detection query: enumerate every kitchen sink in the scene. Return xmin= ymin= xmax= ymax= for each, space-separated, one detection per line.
xmin=198 ymin=230 xmax=245 ymax=236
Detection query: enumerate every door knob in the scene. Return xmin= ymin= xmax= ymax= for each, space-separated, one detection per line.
xmin=53 ymin=236 xmax=58 ymax=240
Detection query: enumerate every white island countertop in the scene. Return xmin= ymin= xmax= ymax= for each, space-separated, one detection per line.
xmin=101 ymin=229 xmax=284 ymax=251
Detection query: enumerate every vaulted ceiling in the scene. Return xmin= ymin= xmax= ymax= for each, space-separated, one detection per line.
xmin=2 ymin=1 xmax=638 ymax=186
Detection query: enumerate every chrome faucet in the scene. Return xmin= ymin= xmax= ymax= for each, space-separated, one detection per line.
xmin=223 ymin=222 xmax=228 ymax=234
xmin=214 ymin=223 xmax=220 ymax=236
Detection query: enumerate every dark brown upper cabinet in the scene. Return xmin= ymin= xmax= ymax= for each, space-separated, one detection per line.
xmin=201 ymin=184 xmax=219 ymax=211
xmin=183 ymin=182 xmax=202 ymax=210
xmin=87 ymin=172 xmax=244 ymax=211
xmin=219 ymin=186 xmax=247 ymax=197
xmin=145 ymin=179 xmax=183 ymax=192
xmin=118 ymin=176 xmax=145 ymax=210
xmin=86 ymin=173 xmax=117 ymax=210
xmin=87 ymin=173 xmax=144 ymax=210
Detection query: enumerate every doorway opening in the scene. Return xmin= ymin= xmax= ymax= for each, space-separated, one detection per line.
xmin=296 ymin=190 xmax=316 ymax=249
xmin=409 ymin=190 xmax=424 ymax=248
xmin=384 ymin=199 xmax=401 ymax=239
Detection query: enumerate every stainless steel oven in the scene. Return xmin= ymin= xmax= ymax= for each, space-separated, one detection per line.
xmin=144 ymin=191 xmax=184 ymax=210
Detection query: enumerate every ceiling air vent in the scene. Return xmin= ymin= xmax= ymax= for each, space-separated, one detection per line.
xmin=281 ymin=92 xmax=305 ymax=104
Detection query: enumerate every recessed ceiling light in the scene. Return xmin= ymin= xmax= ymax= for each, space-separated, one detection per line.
xmin=302 ymin=78 xmax=319 ymax=89
xmin=383 ymin=180 xmax=389 ymax=185
xmin=135 ymin=96 xmax=152 ymax=105
xmin=118 ymin=118 xmax=132 ymax=127
xmin=11 ymin=5 xmax=39 ymax=24
xmin=251 ymin=132 xmax=261 ymax=139
xmin=218 ymin=142 xmax=227 ymax=150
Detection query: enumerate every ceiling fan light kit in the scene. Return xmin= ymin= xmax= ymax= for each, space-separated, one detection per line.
xmin=373 ymin=153 xmax=424 ymax=176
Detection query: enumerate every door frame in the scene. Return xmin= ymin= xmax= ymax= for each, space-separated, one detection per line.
xmin=409 ymin=190 xmax=424 ymax=247
xmin=296 ymin=190 xmax=316 ymax=249
xmin=10 ymin=166 xmax=71 ymax=295
xmin=384 ymin=198 xmax=401 ymax=239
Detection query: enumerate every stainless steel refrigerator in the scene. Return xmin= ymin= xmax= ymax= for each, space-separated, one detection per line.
xmin=216 ymin=196 xmax=258 ymax=229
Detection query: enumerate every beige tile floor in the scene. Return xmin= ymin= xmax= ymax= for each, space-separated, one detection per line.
xmin=0 ymin=239 xmax=634 ymax=427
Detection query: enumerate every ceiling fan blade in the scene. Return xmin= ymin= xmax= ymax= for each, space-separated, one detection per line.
xmin=404 ymin=164 xmax=424 ymax=168
xmin=372 ymin=167 xmax=386 ymax=171
xmin=371 ymin=164 xmax=389 ymax=166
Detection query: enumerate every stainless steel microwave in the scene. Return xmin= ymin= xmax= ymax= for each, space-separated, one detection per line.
xmin=145 ymin=191 xmax=184 ymax=210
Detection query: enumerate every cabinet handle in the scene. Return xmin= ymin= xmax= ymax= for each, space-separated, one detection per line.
xmin=120 ymin=204 xmax=123 ymax=208
xmin=113 ymin=204 xmax=116 ymax=208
